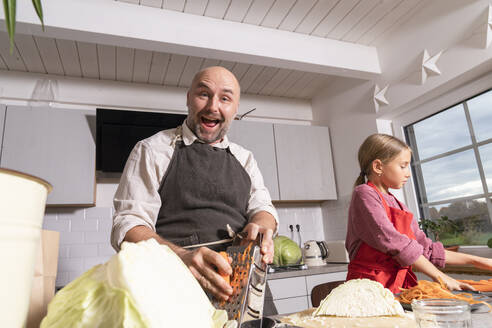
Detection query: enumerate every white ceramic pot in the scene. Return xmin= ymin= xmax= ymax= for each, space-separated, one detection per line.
xmin=0 ymin=168 xmax=52 ymax=328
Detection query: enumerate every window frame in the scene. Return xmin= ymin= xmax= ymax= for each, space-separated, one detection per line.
xmin=391 ymin=71 xmax=492 ymax=247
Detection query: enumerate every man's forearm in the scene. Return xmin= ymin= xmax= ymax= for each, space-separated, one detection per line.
xmin=124 ymin=225 xmax=186 ymax=257
xmin=250 ymin=211 xmax=277 ymax=232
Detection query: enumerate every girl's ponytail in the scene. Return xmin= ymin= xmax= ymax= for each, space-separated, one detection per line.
xmin=354 ymin=171 xmax=366 ymax=187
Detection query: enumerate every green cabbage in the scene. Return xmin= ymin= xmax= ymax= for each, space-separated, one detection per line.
xmin=41 ymin=239 xmax=228 ymax=328
xmin=273 ymin=236 xmax=302 ymax=266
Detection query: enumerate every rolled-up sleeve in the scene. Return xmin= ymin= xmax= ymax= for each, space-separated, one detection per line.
xmin=350 ymin=186 xmax=423 ymax=267
xmin=241 ymin=151 xmax=279 ymax=233
xmin=111 ymin=141 xmax=163 ymax=251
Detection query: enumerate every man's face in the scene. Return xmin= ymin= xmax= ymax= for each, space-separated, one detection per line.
xmin=186 ymin=67 xmax=240 ymax=144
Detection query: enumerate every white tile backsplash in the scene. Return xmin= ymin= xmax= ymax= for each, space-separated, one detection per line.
xmin=71 ymin=218 xmax=98 ymax=232
xmin=84 ymin=230 xmax=110 ymax=243
xmin=55 ymin=271 xmax=69 ymax=287
xmin=69 ymin=271 xmax=86 ymax=282
xmin=43 ymin=206 xmax=114 ymax=287
xmin=69 ymin=244 xmax=98 ymax=257
xmin=43 ymin=217 xmax=70 ymax=232
xmin=83 ymin=257 xmax=110 ymax=271
xmin=98 ymin=244 xmax=117 ymax=256
xmin=85 ymin=206 xmax=112 ymax=219
xmin=321 ymin=194 xmax=351 ymax=241
xmin=45 ymin=203 xmax=330 ymax=287
xmin=58 ymin=246 xmax=70 ymax=258
xmin=59 ymin=231 xmax=85 ymax=245
xmin=275 ymin=204 xmax=325 ymax=245
xmin=57 ymin=258 xmax=84 ymax=272
xmin=98 ymin=216 xmax=113 ymax=232
xmin=57 ymin=208 xmax=85 ymax=220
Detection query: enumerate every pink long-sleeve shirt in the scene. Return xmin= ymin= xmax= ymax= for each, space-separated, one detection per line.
xmin=346 ymin=184 xmax=445 ymax=268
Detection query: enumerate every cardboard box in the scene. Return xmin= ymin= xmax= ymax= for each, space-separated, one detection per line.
xmin=26 ymin=230 xmax=60 ymax=328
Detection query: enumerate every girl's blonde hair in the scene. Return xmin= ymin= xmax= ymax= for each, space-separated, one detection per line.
xmin=355 ymin=133 xmax=411 ymax=187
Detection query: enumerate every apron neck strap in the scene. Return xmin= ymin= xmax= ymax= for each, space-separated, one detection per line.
xmin=367 ymin=181 xmax=392 ymax=218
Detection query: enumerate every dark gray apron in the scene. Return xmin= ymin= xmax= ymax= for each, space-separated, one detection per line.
xmin=155 ymin=139 xmax=251 ymax=251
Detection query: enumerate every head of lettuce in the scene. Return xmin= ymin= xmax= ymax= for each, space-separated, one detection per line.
xmin=40 ymin=239 xmax=228 ymax=328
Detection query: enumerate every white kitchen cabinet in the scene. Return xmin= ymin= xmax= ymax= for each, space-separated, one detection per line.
xmin=228 ymin=121 xmax=337 ymax=201
xmin=266 ymin=270 xmax=347 ymax=315
xmin=274 ymin=124 xmax=337 ymax=200
xmin=0 ymin=105 xmax=5 ymax=157
xmin=267 ymin=276 xmax=307 ymax=299
xmin=305 ymin=271 xmax=347 ymax=296
xmin=0 ymin=106 xmax=96 ymax=205
xmin=266 ymin=276 xmax=309 ymax=316
xmin=306 ymin=271 xmax=347 ymax=308
xmin=273 ymin=296 xmax=309 ymax=315
xmin=227 ymin=120 xmax=280 ymax=200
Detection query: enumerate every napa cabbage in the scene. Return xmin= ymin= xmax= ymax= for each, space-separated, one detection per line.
xmin=40 ymin=239 xmax=228 ymax=328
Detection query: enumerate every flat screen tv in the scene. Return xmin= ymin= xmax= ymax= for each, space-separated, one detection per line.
xmin=96 ymin=108 xmax=187 ymax=172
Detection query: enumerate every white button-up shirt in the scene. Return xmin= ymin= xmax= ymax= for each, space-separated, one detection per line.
xmin=111 ymin=122 xmax=279 ymax=250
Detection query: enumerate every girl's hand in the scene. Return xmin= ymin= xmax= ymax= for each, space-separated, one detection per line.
xmin=439 ymin=274 xmax=475 ymax=291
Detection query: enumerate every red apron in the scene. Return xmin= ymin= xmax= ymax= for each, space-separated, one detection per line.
xmin=346 ymin=182 xmax=418 ymax=293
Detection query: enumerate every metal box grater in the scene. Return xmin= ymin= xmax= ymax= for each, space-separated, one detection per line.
xmin=212 ymin=242 xmax=268 ymax=328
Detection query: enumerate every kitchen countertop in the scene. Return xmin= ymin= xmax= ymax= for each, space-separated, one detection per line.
xmin=270 ymin=309 xmax=492 ymax=327
xmin=267 ymin=263 xmax=348 ymax=280
xmin=441 ymin=264 xmax=492 ymax=276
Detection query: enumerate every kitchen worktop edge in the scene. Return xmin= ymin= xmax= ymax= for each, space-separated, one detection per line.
xmin=267 ymin=263 xmax=348 ymax=280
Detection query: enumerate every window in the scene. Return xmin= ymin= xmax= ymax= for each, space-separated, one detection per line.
xmin=404 ymin=89 xmax=492 ymax=246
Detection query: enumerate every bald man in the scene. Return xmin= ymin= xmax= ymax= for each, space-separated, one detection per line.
xmin=111 ymin=67 xmax=278 ymax=301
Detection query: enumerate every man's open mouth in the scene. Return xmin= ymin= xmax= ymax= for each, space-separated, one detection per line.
xmin=201 ymin=117 xmax=221 ymax=128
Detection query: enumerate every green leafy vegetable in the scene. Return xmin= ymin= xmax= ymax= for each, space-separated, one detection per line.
xmin=273 ymin=235 xmax=302 ymax=266
xmin=41 ymin=239 xmax=228 ymax=328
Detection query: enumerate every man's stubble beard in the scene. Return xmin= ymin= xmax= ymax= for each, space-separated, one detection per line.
xmin=187 ymin=116 xmax=230 ymax=144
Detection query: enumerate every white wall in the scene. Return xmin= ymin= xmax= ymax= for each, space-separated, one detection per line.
xmin=0 ymin=70 xmax=313 ymax=122
xmin=310 ymin=77 xmax=378 ymax=241
xmin=375 ymin=0 xmax=492 ymax=120
xmin=311 ymin=0 xmax=492 ymax=242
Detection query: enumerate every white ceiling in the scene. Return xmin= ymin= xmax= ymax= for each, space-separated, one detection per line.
xmin=119 ymin=0 xmax=424 ymax=45
xmin=0 ymin=31 xmax=334 ymax=99
xmin=0 ymin=0 xmax=425 ymax=99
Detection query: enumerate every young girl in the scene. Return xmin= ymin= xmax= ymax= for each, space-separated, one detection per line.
xmin=345 ymin=133 xmax=492 ymax=293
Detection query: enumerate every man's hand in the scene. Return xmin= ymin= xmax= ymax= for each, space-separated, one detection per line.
xmin=241 ymin=222 xmax=274 ymax=264
xmin=176 ymin=247 xmax=233 ymax=301
xmin=124 ymin=226 xmax=233 ymax=301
